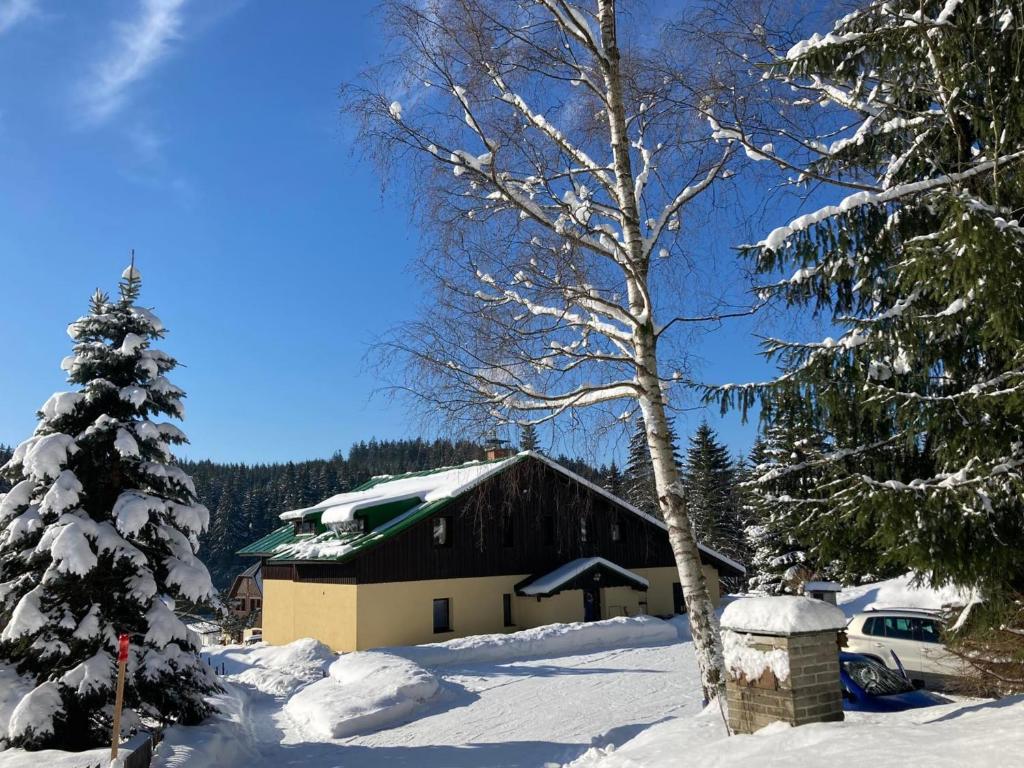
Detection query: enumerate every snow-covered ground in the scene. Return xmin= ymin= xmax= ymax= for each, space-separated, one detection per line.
xmin=154 ymin=616 xmax=699 ymax=768
xmin=2 ymin=576 xmax=1020 ymax=767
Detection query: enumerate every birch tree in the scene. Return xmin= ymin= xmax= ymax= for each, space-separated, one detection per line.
xmin=345 ymin=0 xmax=746 ymax=700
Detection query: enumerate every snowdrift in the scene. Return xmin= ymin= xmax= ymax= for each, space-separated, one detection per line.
xmin=152 ymin=684 xmax=260 ymax=768
xmin=837 ymin=573 xmax=971 ymax=617
xmin=204 ymin=637 xmax=334 ymax=696
xmin=284 ymin=651 xmax=439 ymax=739
xmin=389 ymin=615 xmax=681 ymax=669
xmin=566 ymin=695 xmax=1024 ymax=768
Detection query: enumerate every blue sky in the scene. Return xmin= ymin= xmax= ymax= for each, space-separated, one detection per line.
xmin=0 ymin=0 xmax=777 ymax=466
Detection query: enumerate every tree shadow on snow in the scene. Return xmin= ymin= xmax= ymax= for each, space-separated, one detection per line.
xmin=923 ymin=694 xmax=1024 ymax=724
xmin=267 ymin=718 xmax=671 ymax=768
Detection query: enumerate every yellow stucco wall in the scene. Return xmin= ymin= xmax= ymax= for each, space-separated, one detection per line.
xmin=263 ymin=563 xmax=723 ymax=651
xmin=356 ymin=575 xmax=526 ymax=649
xmin=263 ymin=578 xmax=358 ymax=652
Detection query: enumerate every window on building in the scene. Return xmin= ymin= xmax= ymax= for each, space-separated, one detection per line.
xmin=503 ymin=593 xmax=514 ymax=627
xmin=542 ymin=515 xmax=555 ymax=545
xmin=502 ymin=517 xmax=514 ymax=548
xmin=253 ymin=598 xmax=262 ymax=610
xmin=432 ymin=517 xmax=451 ymax=547
xmin=294 ymin=518 xmax=317 ymax=535
xmin=433 ymin=598 xmax=452 ymax=633
xmin=610 ymin=521 xmax=621 ymax=542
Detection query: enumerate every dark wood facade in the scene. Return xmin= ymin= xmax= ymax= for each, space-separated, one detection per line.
xmin=264 ymin=456 xmax=742 ymax=585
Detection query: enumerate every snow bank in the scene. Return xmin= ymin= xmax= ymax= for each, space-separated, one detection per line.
xmin=838 ymin=573 xmax=970 ymax=617
xmin=0 ymin=747 xmax=110 ymax=767
xmin=284 ymin=651 xmax=439 ymax=739
xmin=205 ymin=638 xmax=334 ymax=696
xmin=721 ymin=596 xmax=847 ymax=635
xmin=566 ymin=695 xmax=1024 ymax=768
xmin=152 ymin=684 xmax=260 ymax=768
xmin=390 ymin=615 xmax=680 ymax=668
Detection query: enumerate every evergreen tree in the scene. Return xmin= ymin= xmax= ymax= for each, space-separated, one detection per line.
xmin=603 ymin=462 xmax=623 ymax=497
xmin=682 ymin=422 xmax=743 ymax=564
xmin=622 ymin=418 xmax=682 ymax=518
xmin=0 ymin=446 xmax=12 ymax=494
xmin=0 ymin=265 xmax=218 ymax=750
xmin=519 ymin=423 xmax=540 ymax=453
xmin=622 ymin=418 xmax=658 ymax=516
xmin=711 ymin=0 xmax=1024 ymax=600
xmin=742 ymin=435 xmax=812 ymax=595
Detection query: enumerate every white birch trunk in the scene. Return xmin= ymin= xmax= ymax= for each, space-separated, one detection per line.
xmin=636 ymin=330 xmax=725 ymax=703
xmin=598 ymin=0 xmax=725 ymax=703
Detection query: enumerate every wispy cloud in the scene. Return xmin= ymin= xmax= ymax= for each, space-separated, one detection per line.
xmin=78 ymin=0 xmax=187 ymax=124
xmin=0 ymin=0 xmax=37 ymax=35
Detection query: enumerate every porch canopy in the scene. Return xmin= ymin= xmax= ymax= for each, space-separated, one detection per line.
xmin=515 ymin=557 xmax=649 ymax=598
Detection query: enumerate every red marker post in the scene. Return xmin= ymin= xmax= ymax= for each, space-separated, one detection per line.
xmin=110 ymin=633 xmax=129 ymax=762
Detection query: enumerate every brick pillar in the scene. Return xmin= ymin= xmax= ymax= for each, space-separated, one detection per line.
xmin=721 ymin=596 xmax=846 ymax=734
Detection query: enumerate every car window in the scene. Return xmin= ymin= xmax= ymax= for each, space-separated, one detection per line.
xmin=883 ymin=616 xmax=915 ymax=640
xmin=862 ymin=617 xmax=882 ymax=637
xmin=842 ymin=657 xmax=914 ymax=696
xmin=913 ymin=618 xmax=943 ymax=644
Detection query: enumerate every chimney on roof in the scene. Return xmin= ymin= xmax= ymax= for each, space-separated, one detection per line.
xmin=483 ymin=435 xmax=514 ymax=461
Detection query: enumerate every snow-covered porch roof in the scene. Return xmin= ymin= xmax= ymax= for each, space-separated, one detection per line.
xmin=515 ymin=557 xmax=649 ymax=598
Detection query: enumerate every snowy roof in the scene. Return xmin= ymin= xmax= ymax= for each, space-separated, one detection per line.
xmin=279 ymin=456 xmax=519 ymax=525
xmin=721 ymin=595 xmax=847 ymax=635
xmin=254 ymin=451 xmax=744 ymax=577
xmin=517 ymin=557 xmax=649 ymax=597
xmin=187 ymin=621 xmax=222 ymax=635
xmin=804 ymin=581 xmax=842 ymax=592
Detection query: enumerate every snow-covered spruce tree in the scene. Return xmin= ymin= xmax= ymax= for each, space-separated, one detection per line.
xmin=519 ymin=423 xmax=540 ymax=453
xmin=0 ymin=267 xmax=218 ymax=750
xmin=602 ymin=461 xmax=623 ymax=497
xmin=705 ymin=0 xmax=1024 ymax=601
xmin=741 ymin=433 xmax=813 ymax=595
xmin=682 ymin=421 xmax=743 ymax=564
xmin=622 ymin=418 xmax=659 ymax=518
xmin=346 ymin=0 xmax=751 ymax=700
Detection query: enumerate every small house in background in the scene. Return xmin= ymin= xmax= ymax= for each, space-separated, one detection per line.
xmin=188 ymin=620 xmax=225 ymax=647
xmin=803 ymin=580 xmax=842 ymax=605
xmin=237 ymin=450 xmax=745 ymax=652
xmin=228 ymin=561 xmax=264 ymax=625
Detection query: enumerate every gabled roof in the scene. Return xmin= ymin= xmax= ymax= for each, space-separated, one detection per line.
xmin=237 ymin=524 xmax=305 ymax=556
xmin=516 ymin=557 xmax=649 ymax=597
xmin=243 ymin=451 xmax=745 ymax=576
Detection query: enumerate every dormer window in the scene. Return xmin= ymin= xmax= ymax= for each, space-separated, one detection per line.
xmin=293 ymin=518 xmax=317 ymax=535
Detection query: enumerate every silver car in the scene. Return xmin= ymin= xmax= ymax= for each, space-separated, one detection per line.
xmin=845 ymin=608 xmax=963 ymax=690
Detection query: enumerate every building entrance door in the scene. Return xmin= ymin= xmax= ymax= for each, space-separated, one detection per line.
xmin=583 ymin=587 xmax=601 ymax=622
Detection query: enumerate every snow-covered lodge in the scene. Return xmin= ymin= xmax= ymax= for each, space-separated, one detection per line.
xmin=237 ymin=450 xmax=744 ymax=652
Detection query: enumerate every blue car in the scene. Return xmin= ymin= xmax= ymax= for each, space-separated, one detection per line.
xmin=839 ymin=652 xmax=950 ymax=712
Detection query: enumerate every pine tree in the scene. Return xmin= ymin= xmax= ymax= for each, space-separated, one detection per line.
xmin=0 ymin=265 xmax=218 ymax=750
xmin=622 ymin=418 xmax=682 ymax=518
xmin=682 ymin=422 xmax=743 ymax=563
xmin=603 ymin=462 xmax=623 ymax=497
xmin=622 ymin=419 xmax=658 ymax=517
xmin=710 ymin=0 xmax=1024 ymax=600
xmin=519 ymin=423 xmax=540 ymax=453
xmin=742 ymin=435 xmax=812 ymax=595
